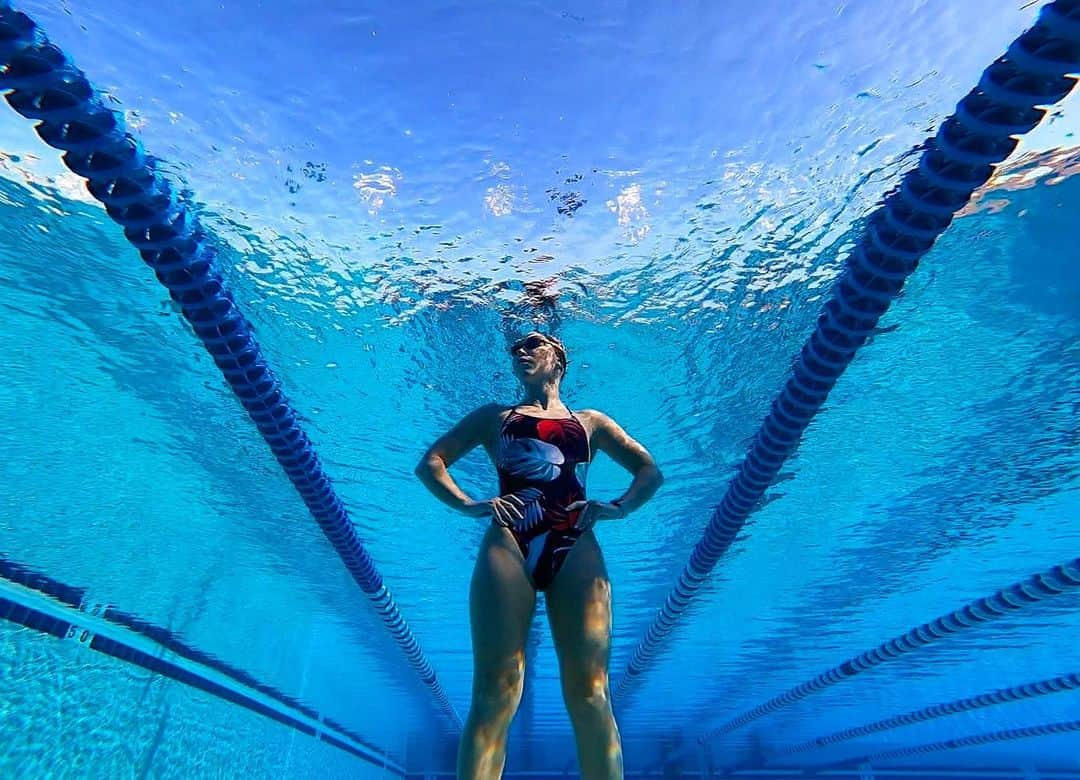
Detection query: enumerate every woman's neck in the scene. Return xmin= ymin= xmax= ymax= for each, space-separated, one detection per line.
xmin=518 ymin=382 xmax=563 ymax=410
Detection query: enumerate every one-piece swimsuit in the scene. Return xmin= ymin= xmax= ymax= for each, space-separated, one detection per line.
xmin=495 ymin=407 xmax=591 ymax=590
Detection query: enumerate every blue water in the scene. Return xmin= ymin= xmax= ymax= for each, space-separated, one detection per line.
xmin=1 ymin=0 xmax=1079 ymax=777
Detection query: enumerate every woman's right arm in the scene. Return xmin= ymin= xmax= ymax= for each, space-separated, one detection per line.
xmin=414 ymin=404 xmax=525 ymax=526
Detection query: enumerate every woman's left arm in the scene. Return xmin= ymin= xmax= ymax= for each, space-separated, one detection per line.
xmin=585 ymin=410 xmax=664 ymax=517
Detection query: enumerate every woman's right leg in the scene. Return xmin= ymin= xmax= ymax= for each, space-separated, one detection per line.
xmin=458 ymin=525 xmax=537 ymax=780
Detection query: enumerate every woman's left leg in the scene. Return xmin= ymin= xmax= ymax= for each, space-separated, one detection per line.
xmin=545 ymin=531 xmax=623 ymax=780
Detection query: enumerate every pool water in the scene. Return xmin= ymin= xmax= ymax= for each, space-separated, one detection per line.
xmin=1 ymin=0 xmax=1078 ymax=777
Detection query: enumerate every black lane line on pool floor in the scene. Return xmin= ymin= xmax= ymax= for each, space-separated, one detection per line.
xmin=0 ymin=557 xmax=402 ymax=774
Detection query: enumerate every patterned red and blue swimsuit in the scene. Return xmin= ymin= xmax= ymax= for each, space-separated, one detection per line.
xmin=496 ymin=408 xmax=591 ymax=590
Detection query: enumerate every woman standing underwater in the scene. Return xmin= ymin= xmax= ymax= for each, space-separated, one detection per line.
xmin=415 ymin=331 xmax=664 ymax=779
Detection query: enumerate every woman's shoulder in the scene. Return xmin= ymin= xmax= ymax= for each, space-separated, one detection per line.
xmin=464 ymin=402 xmax=516 ymax=420
xmin=573 ymin=408 xmax=615 ymax=435
xmin=464 ymin=402 xmax=521 ymax=430
xmin=449 ymin=403 xmax=516 ymax=450
xmin=574 ymin=408 xmax=611 ymax=421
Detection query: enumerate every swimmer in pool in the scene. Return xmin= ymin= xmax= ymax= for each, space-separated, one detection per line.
xmin=415 ymin=331 xmax=664 ymax=780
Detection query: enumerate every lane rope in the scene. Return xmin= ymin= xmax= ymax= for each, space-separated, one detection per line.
xmin=0 ymin=1 xmax=460 ymax=728
xmin=613 ymin=0 xmax=1080 ymax=704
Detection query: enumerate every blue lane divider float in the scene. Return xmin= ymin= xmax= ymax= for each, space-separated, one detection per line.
xmin=0 ymin=558 xmax=404 ymax=773
xmin=778 ymin=671 xmax=1080 ymax=757
xmin=0 ymin=2 xmax=460 ymax=729
xmin=2 ymin=555 xmax=338 ymax=730
xmin=859 ymin=718 xmax=1080 ymax=766
xmin=698 ymin=557 xmax=1080 ymax=745
xmin=611 ymin=0 xmax=1080 ymax=703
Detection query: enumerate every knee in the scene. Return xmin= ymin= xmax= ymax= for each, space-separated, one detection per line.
xmin=472 ymin=657 xmax=525 ymax=720
xmin=561 ymin=666 xmax=612 ymax=720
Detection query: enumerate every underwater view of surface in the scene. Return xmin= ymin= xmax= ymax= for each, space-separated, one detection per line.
xmin=1 ymin=0 xmax=1079 ymax=777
